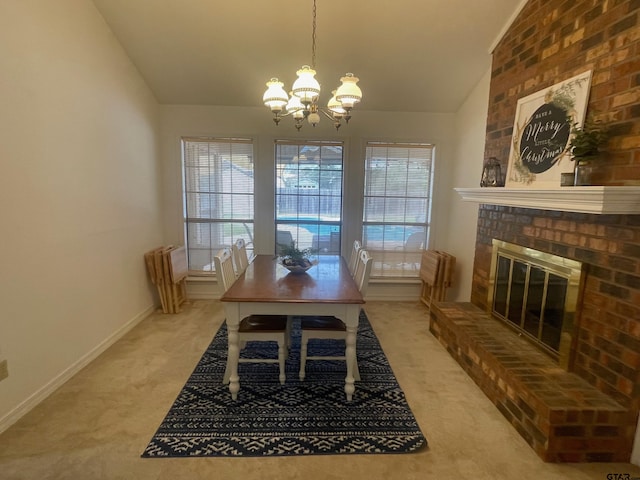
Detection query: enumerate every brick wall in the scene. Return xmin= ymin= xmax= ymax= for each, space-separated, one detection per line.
xmin=486 ymin=0 xmax=640 ymax=181
xmin=471 ymin=0 xmax=640 ymax=450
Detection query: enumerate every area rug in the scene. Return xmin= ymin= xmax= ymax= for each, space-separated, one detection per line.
xmin=141 ymin=311 xmax=427 ymax=457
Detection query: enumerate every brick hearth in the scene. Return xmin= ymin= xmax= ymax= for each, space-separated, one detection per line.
xmin=430 ymin=302 xmax=633 ymax=462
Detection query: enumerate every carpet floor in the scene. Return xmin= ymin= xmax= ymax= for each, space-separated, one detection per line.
xmin=142 ymin=311 xmax=427 ymax=457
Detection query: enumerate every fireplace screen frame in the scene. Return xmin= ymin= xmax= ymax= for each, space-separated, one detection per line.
xmin=487 ymin=240 xmax=583 ymax=368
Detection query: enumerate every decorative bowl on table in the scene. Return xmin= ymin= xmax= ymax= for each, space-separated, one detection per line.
xmin=277 ymin=240 xmax=318 ymax=274
xmin=280 ymin=258 xmax=318 ymax=274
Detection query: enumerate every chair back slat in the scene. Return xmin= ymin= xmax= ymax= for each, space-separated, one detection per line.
xmin=213 ymin=247 xmax=237 ymax=293
xmin=347 ymin=240 xmax=362 ymax=276
xmin=232 ymin=238 xmax=249 ymax=274
xmin=353 ymin=249 xmax=373 ymax=297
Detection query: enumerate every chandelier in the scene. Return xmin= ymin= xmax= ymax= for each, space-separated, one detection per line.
xmin=262 ymin=0 xmax=363 ymax=131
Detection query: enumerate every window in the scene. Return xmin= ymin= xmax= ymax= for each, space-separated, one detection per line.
xmin=362 ymin=142 xmax=434 ymax=278
xmin=275 ymin=140 xmax=343 ymax=255
xmin=182 ymin=137 xmax=254 ymax=274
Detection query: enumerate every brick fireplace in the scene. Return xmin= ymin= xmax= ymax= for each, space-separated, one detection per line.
xmin=430 ymin=206 xmax=640 ymax=461
xmin=431 ymin=0 xmax=640 ymax=463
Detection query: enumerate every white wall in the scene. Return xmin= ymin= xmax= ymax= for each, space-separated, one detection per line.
xmin=445 ymin=69 xmax=492 ymax=301
xmin=159 ymin=105 xmax=457 ymax=300
xmin=0 ymin=0 xmax=162 ymax=432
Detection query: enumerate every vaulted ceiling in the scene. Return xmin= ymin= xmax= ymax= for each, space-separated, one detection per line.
xmin=91 ymin=0 xmax=524 ymax=113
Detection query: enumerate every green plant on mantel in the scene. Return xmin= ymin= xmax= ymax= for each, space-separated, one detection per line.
xmin=569 ymin=116 xmax=609 ymax=165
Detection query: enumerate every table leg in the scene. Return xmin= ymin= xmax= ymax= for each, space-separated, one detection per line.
xmin=343 ymin=304 xmax=361 ymax=401
xmin=224 ymin=305 xmax=240 ymax=400
xmin=344 ymin=323 xmax=357 ymax=401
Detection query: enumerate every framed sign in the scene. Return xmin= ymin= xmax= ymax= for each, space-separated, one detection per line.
xmin=505 ymin=70 xmax=592 ymax=188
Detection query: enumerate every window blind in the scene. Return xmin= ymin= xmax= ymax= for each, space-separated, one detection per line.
xmin=275 ymin=140 xmax=344 ymax=255
xmin=363 ymin=142 xmax=433 ymax=278
xmin=182 ymin=137 xmax=254 ymax=274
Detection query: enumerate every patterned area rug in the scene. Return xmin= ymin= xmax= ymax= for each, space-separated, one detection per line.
xmin=142 ymin=311 xmax=427 ymax=457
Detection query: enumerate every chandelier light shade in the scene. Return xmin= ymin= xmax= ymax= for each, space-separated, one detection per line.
xmin=262 ymin=79 xmax=289 ymax=113
xmin=262 ymin=0 xmax=363 ymax=130
xmin=286 ymin=94 xmax=305 ymax=119
xmin=327 ymin=90 xmax=346 ymax=117
xmin=291 ymin=66 xmax=321 ymax=105
xmin=335 ymin=73 xmax=362 ymax=110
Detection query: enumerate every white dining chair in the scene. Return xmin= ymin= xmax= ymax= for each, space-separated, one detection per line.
xmin=232 ymin=238 xmax=250 ymax=275
xmin=298 ymin=248 xmax=373 ymax=381
xmin=399 ymin=231 xmax=425 ymax=270
xmin=276 ymin=230 xmax=294 ymax=251
xmin=214 ymin=247 xmax=289 ymax=386
xmin=347 ymin=239 xmax=362 ymax=277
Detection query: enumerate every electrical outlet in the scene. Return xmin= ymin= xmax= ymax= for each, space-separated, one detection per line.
xmin=0 ymin=359 xmax=8 ymax=382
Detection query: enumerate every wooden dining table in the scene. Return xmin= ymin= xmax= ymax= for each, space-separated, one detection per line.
xmin=220 ymin=254 xmax=365 ymax=401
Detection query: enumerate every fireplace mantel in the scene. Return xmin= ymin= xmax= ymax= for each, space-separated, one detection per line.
xmin=455 ymin=186 xmax=640 ymax=214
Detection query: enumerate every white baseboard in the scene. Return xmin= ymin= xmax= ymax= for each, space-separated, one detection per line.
xmin=0 ymin=304 xmax=155 ymax=435
xmin=188 ymin=292 xmax=218 ymax=300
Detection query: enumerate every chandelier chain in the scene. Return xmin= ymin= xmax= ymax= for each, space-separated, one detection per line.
xmin=261 ymin=0 xmax=362 ymax=130
xmin=311 ymin=0 xmax=317 ymax=69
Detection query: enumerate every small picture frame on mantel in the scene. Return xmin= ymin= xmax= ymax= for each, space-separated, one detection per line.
xmin=505 ymin=70 xmax=592 ymax=189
